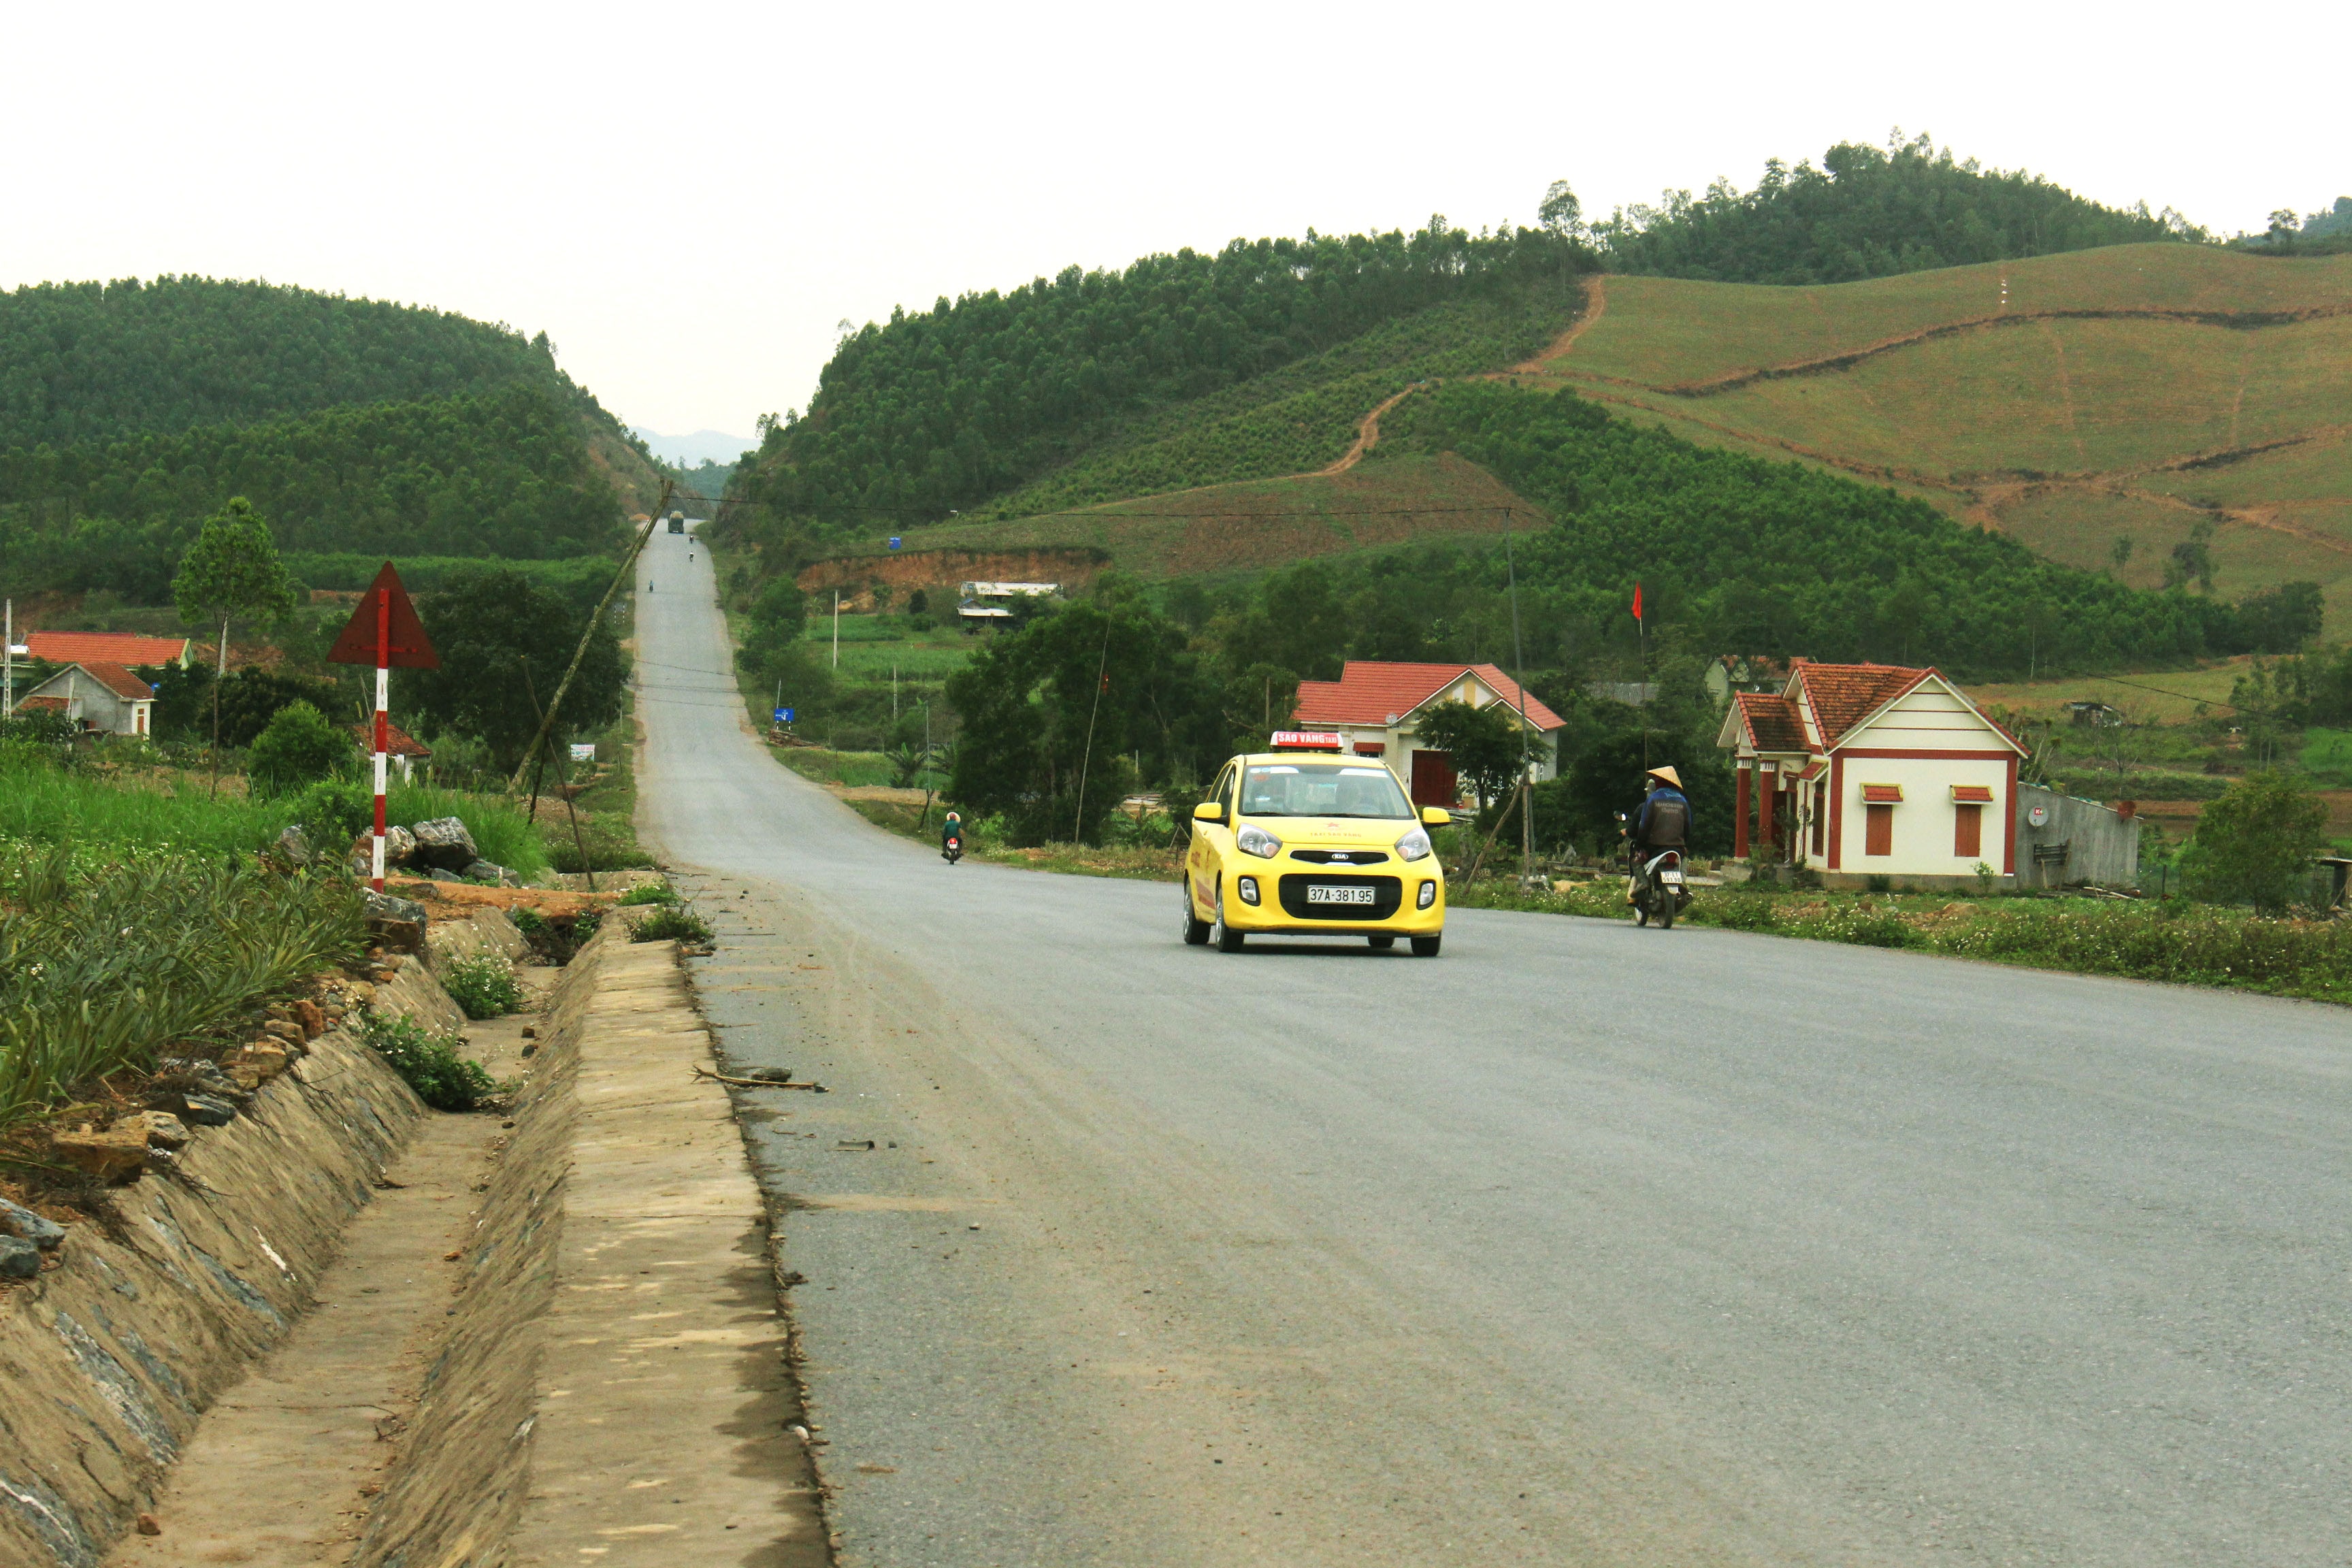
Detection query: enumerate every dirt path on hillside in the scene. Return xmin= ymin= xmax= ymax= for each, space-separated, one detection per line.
xmin=1314 ymin=384 xmax=1428 ymax=475
xmin=1510 ymin=274 xmax=1607 ymax=372
xmin=1309 ymin=276 xmax=1610 ymax=479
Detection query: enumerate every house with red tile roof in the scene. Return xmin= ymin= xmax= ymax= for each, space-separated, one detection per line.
xmin=12 ymin=662 xmax=157 ymax=736
xmin=1293 ymin=662 xmax=1565 ymax=808
xmin=1717 ymin=659 xmax=2027 ymax=888
xmin=22 ymin=630 xmax=193 ymax=669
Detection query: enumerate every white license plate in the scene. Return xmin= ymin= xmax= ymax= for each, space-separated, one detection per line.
xmin=1307 ymin=884 xmax=1376 ymax=905
xmin=1661 ymin=871 xmax=1685 ymax=885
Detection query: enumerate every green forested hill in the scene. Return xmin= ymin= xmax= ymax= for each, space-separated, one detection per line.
xmin=0 ymin=276 xmax=662 ymax=599
xmin=1587 ymin=134 xmax=2206 ymax=285
xmin=0 ymin=276 xmax=572 ymax=448
xmin=2 ymin=385 xmax=626 ymax=601
xmin=734 ymin=220 xmax=1590 ymax=525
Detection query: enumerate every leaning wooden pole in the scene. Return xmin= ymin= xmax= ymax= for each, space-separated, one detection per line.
xmin=506 ymin=480 xmax=671 ymax=796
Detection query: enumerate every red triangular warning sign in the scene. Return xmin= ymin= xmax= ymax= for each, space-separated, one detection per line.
xmin=327 ymin=563 xmax=440 ymax=670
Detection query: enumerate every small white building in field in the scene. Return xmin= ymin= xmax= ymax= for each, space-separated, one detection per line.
xmin=1717 ymin=659 xmax=2026 ymax=889
xmin=12 ymin=662 xmax=155 ymax=737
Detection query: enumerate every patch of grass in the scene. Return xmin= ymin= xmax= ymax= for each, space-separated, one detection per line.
xmin=630 ymin=902 xmax=712 ymax=945
xmin=774 ymin=746 xmax=902 ymax=789
xmin=2303 ymin=728 xmax=2352 ymax=787
xmin=0 ymin=843 xmax=366 ymax=1134
xmin=1456 ymin=877 xmax=2351 ymax=1002
xmin=440 ymin=952 xmax=521 ymax=1019
xmin=361 ymin=1011 xmax=498 ymax=1111
xmin=0 ymin=745 xmax=287 ymax=853
xmin=615 ymin=881 xmax=674 ymax=906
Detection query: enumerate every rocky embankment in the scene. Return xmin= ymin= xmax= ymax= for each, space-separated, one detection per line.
xmin=0 ymin=943 xmax=459 ymax=1561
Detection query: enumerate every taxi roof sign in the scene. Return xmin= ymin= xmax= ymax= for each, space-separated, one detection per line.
xmin=1270 ymin=730 xmax=1344 ymax=752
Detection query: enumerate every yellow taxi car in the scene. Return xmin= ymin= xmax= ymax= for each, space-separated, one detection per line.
xmin=1181 ymin=733 xmax=1451 ymax=956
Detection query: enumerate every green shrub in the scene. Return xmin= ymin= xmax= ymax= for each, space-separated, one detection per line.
xmin=362 ymin=1011 xmax=497 ymax=1111
xmin=617 ymin=881 xmax=674 ymax=906
xmin=247 ymin=701 xmax=353 ymax=796
xmin=440 ymin=952 xmax=521 ymax=1019
xmin=630 ymin=902 xmax=712 ymax=945
xmin=293 ymin=777 xmax=372 ymax=851
xmin=2178 ymin=770 xmax=2331 ymax=913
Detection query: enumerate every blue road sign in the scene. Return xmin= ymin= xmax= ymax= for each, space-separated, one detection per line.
xmin=888 ymin=536 xmax=902 ymax=550
xmin=775 ymin=707 xmax=795 ymax=723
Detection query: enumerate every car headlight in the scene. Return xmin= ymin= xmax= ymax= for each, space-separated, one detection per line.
xmin=1236 ymin=824 xmax=1283 ymax=859
xmin=1394 ymin=827 xmax=1432 ymax=862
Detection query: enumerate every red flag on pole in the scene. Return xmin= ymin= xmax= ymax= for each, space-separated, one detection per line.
xmin=1631 ymin=582 xmax=1644 ymax=621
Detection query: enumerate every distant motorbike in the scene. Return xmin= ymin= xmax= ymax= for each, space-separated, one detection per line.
xmin=1616 ymin=813 xmax=1690 ymax=930
xmin=942 ymin=832 xmax=964 ymax=866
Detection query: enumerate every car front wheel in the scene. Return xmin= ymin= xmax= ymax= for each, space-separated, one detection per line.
xmin=1213 ymin=885 xmax=1245 ymax=952
xmin=1410 ymin=934 xmax=1441 ymax=957
xmin=1181 ymin=877 xmax=1211 ymax=945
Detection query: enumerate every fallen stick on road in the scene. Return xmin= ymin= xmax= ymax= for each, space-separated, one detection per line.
xmin=693 ymin=1065 xmax=830 ymax=1093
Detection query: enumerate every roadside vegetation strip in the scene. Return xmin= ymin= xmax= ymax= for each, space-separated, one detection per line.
xmin=1452 ymin=881 xmax=2352 ymax=1004
xmin=0 ymin=841 xmax=367 ymax=1134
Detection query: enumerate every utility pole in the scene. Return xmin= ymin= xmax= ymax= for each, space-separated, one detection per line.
xmin=1503 ymin=514 xmax=1537 ymax=885
xmin=833 ymin=591 xmax=840 ymax=669
xmin=505 ymin=480 xmax=670 ymax=794
xmin=3 ymin=599 xmax=14 ymax=717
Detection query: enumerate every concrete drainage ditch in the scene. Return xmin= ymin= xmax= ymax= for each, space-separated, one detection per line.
xmin=0 ymin=909 xmax=826 ymax=1567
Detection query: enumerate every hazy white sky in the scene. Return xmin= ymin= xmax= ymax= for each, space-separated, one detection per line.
xmin=3 ymin=1 xmax=2342 ymax=440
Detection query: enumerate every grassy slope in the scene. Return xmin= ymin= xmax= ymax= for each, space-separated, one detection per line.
xmin=1524 ymin=244 xmax=2352 ymax=629
xmin=842 ymin=451 xmax=1544 ymax=581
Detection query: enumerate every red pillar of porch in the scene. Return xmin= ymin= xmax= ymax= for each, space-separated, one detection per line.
xmin=1734 ymin=766 xmax=1752 ymax=858
xmin=1757 ymin=768 xmax=1778 ymax=855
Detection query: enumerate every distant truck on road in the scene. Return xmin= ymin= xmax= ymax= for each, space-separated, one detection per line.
xmin=667 ymin=511 xmax=686 ymax=534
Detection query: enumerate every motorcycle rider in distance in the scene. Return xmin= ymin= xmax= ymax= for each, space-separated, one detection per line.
xmin=1625 ymin=765 xmax=1690 ymax=903
xmin=941 ymin=808 xmax=965 ymax=863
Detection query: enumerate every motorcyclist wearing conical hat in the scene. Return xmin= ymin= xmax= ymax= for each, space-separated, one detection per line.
xmin=1626 ymin=764 xmax=1690 ymax=902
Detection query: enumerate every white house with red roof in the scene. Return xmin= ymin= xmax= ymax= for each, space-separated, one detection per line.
xmin=22 ymin=630 xmax=193 ymax=670
xmin=1717 ymin=659 xmax=2025 ymax=888
xmin=14 ymin=662 xmax=157 ymax=736
xmin=1293 ymin=661 xmax=1565 ymax=808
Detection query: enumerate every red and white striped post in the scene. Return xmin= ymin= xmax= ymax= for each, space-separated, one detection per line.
xmin=327 ymin=562 xmax=436 ymax=890
xmin=372 ymin=584 xmax=390 ymax=892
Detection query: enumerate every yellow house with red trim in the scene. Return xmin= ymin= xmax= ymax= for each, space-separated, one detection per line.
xmin=1716 ymin=659 xmax=2026 ymax=889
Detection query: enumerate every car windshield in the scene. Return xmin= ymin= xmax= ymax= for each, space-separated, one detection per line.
xmin=1239 ymin=763 xmax=1413 ymax=819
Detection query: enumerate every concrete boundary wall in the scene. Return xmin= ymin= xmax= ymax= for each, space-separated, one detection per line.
xmin=0 ymin=963 xmax=460 ymax=1566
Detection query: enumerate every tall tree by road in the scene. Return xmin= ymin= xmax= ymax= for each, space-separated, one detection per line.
xmin=410 ymin=565 xmax=627 ymax=774
xmin=171 ymin=497 xmax=297 ymax=791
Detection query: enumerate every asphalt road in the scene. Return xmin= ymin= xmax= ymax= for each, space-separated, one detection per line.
xmin=632 ymin=529 xmax=2352 ymax=1567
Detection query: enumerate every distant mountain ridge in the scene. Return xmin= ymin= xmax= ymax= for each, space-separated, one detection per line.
xmin=631 ymin=427 xmax=755 ymax=467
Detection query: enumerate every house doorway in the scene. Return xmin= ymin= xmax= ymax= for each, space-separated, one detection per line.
xmin=1410 ymin=750 xmax=1457 ymax=808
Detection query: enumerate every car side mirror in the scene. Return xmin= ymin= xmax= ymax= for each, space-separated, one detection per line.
xmin=1420 ymin=806 xmax=1452 ymax=826
xmin=1193 ymin=801 xmax=1226 ymax=823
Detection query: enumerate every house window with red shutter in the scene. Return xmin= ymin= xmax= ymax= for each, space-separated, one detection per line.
xmin=1861 ymin=783 xmax=1901 ymax=857
xmin=1950 ymin=784 xmax=1993 ymax=859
